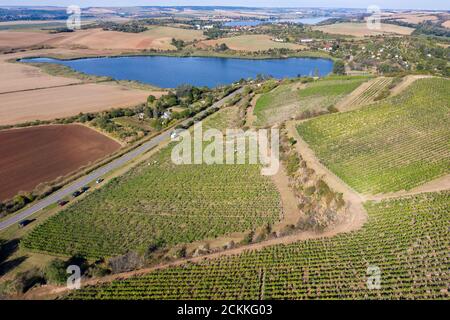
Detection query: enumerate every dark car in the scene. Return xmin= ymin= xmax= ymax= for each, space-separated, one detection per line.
xmin=80 ymin=186 xmax=90 ymax=193
xmin=58 ymin=200 xmax=69 ymax=207
xmin=72 ymin=191 xmax=81 ymax=198
xmin=18 ymin=219 xmax=32 ymax=228
xmin=96 ymin=178 xmax=104 ymax=184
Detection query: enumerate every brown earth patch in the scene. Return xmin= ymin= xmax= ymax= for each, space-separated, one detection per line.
xmin=0 ymin=124 xmax=121 ymax=201
xmin=286 ymin=120 xmax=368 ymax=232
xmin=0 ymin=56 xmax=81 ymax=94
xmin=0 ymin=83 xmax=157 ymax=126
xmin=201 ymin=34 xmax=305 ymax=52
xmin=0 ymin=31 xmax=55 ymax=50
xmin=313 ymin=22 xmax=414 ymax=37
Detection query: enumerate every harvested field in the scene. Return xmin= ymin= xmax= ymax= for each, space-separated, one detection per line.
xmin=0 ymin=83 xmax=155 ymax=126
xmin=47 ymin=27 xmax=205 ymax=51
xmin=0 ymin=31 xmax=55 ymax=50
xmin=313 ymin=23 xmax=414 ymax=37
xmin=387 ymin=14 xmax=439 ymax=24
xmin=0 ymin=56 xmax=81 ymax=94
xmin=200 ymin=35 xmax=305 ymax=52
xmin=0 ymin=124 xmax=121 ymax=201
xmin=0 ymin=27 xmax=205 ymax=51
xmin=442 ymin=20 xmax=450 ymax=29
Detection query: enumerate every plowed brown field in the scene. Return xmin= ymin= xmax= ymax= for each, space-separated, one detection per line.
xmin=0 ymin=124 xmax=121 ymax=201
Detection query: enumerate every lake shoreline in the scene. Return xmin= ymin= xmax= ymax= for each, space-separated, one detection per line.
xmin=21 ymin=55 xmax=334 ymax=88
xmin=17 ymin=49 xmax=335 ymax=63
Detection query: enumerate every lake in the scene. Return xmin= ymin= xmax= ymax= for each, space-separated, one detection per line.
xmin=22 ymin=56 xmax=333 ymax=88
xmin=224 ymin=17 xmax=331 ymax=27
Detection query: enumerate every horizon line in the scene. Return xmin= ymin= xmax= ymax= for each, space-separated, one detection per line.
xmin=0 ymin=5 xmax=448 ymax=11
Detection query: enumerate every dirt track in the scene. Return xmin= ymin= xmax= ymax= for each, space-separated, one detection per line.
xmin=390 ymin=75 xmax=433 ymax=96
xmin=286 ymin=120 xmax=368 ymax=231
xmin=0 ymin=124 xmax=121 ymax=201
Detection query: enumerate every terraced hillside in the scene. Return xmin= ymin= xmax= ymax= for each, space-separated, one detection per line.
xmin=67 ymin=191 xmax=449 ymax=299
xmin=297 ymin=78 xmax=450 ymax=194
xmin=21 ymin=107 xmax=281 ymax=258
xmin=254 ymin=76 xmax=369 ymax=127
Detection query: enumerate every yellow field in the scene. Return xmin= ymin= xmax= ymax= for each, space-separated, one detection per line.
xmin=314 ymin=22 xmax=414 ymax=37
xmin=200 ymin=34 xmax=305 ymax=52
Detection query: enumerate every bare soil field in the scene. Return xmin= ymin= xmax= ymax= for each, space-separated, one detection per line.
xmin=313 ymin=22 xmax=414 ymax=37
xmin=381 ymin=13 xmax=439 ymax=24
xmin=47 ymin=27 xmax=204 ymax=51
xmin=200 ymin=35 xmax=305 ymax=52
xmin=0 ymin=124 xmax=121 ymax=201
xmin=0 ymin=83 xmax=153 ymax=125
xmin=0 ymin=26 xmax=205 ymax=51
xmin=442 ymin=20 xmax=450 ymax=29
xmin=0 ymin=31 xmax=55 ymax=50
xmin=0 ymin=56 xmax=81 ymax=94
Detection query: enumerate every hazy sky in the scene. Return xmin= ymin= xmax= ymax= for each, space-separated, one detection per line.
xmin=0 ymin=0 xmax=448 ymax=10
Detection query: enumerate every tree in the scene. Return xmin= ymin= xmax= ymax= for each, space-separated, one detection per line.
xmin=240 ymin=230 xmax=255 ymax=245
xmin=147 ymin=95 xmax=156 ymax=105
xmin=333 ymin=60 xmax=346 ymax=75
xmin=215 ymin=43 xmax=229 ymax=52
xmin=44 ymin=259 xmax=67 ymax=285
xmin=171 ymin=38 xmax=185 ymax=50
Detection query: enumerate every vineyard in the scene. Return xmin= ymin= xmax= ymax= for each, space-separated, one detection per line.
xmin=21 ymin=107 xmax=281 ymax=258
xmin=297 ymin=78 xmax=450 ymax=194
xmin=254 ymin=76 xmax=369 ymax=127
xmin=67 ymin=191 xmax=449 ymax=300
xmin=338 ymin=77 xmax=394 ymax=110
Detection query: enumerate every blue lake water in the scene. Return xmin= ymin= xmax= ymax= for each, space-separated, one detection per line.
xmin=22 ymin=56 xmax=333 ymax=88
xmin=224 ymin=17 xmax=331 ymax=27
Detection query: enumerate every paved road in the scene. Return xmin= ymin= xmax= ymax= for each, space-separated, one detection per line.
xmin=0 ymin=88 xmax=243 ymax=231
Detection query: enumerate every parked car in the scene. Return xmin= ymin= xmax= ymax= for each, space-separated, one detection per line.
xmin=18 ymin=220 xmax=32 ymax=228
xmin=96 ymin=178 xmax=104 ymax=184
xmin=72 ymin=191 xmax=81 ymax=198
xmin=80 ymin=186 xmax=90 ymax=193
xmin=57 ymin=200 xmax=69 ymax=207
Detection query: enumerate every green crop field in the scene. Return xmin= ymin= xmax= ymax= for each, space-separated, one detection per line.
xmin=21 ymin=107 xmax=281 ymax=258
xmin=67 ymin=191 xmax=449 ymax=300
xmin=254 ymin=76 xmax=369 ymax=126
xmin=297 ymin=78 xmax=450 ymax=194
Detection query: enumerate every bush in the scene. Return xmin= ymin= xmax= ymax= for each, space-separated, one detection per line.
xmin=11 ymin=268 xmax=45 ymax=294
xmin=333 ymin=60 xmax=346 ymax=75
xmin=108 ymin=251 xmax=143 ymax=274
xmin=87 ymin=260 xmax=111 ymax=278
xmin=240 ymin=230 xmax=255 ymax=245
xmin=44 ymin=259 xmax=68 ymax=285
